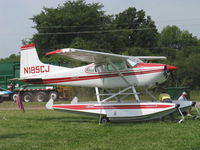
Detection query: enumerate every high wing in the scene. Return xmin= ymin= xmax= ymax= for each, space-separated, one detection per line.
xmin=46 ymin=48 xmax=166 ymax=63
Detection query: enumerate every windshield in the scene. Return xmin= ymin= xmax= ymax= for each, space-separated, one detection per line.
xmin=86 ymin=61 xmax=127 ymax=73
xmin=126 ymin=59 xmax=139 ymax=67
xmin=107 ymin=61 xmax=126 ymax=71
xmin=86 ymin=60 xmax=134 ymax=73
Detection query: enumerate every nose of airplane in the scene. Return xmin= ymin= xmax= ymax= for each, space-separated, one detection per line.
xmin=166 ymin=65 xmax=177 ymax=72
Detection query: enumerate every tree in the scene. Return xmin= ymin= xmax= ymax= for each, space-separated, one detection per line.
xmin=158 ymin=25 xmax=199 ymax=49
xmin=113 ymin=8 xmax=158 ymax=48
xmin=122 ymin=47 xmax=153 ymax=56
xmin=185 ymin=54 xmax=200 ymax=87
xmin=31 ymin=0 xmax=111 ymax=55
xmin=29 ymin=1 xmax=160 ymax=58
xmin=0 ymin=54 xmax=20 ymax=62
xmin=175 ymin=46 xmax=200 ymax=87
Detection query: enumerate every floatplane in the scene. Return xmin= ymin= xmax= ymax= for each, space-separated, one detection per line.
xmin=19 ymin=43 xmax=197 ymax=123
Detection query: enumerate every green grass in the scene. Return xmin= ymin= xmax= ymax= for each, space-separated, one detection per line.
xmin=0 ymin=107 xmax=200 ymax=150
xmin=0 ymin=101 xmax=46 ymax=107
xmin=0 ymin=101 xmax=71 ymax=108
xmin=190 ymin=90 xmax=200 ymax=101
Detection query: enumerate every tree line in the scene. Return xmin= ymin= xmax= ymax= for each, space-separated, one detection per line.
xmin=1 ymin=0 xmax=200 ymax=89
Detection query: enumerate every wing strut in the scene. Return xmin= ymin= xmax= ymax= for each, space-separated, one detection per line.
xmin=131 ymin=86 xmax=140 ymax=102
xmin=107 ymin=58 xmax=140 ymax=102
xmin=94 ymin=58 xmax=140 ymax=103
xmin=101 ymin=86 xmax=132 ymax=103
xmin=107 ymin=59 xmax=131 ymax=86
xmin=144 ymin=88 xmax=157 ymax=101
xmin=95 ymin=87 xmax=101 ymax=103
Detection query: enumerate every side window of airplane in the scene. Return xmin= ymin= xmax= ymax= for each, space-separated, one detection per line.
xmin=95 ymin=64 xmax=106 ymax=72
xmin=107 ymin=61 xmax=127 ymax=71
xmin=91 ymin=61 xmax=127 ymax=73
xmin=86 ymin=64 xmax=106 ymax=73
xmin=86 ymin=65 xmax=95 ymax=72
xmin=107 ymin=64 xmax=115 ymax=71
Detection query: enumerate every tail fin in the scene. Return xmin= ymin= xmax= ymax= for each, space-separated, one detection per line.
xmin=20 ymin=43 xmax=69 ymax=79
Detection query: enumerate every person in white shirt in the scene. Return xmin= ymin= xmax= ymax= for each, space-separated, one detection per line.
xmin=178 ymin=92 xmax=192 ymax=116
xmin=178 ymin=92 xmax=188 ymax=101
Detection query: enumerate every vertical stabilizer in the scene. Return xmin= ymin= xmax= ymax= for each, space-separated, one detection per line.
xmin=20 ymin=43 xmax=44 ymax=78
xmin=20 ymin=43 xmax=69 ymax=79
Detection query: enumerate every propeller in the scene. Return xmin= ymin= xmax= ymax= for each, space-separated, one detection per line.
xmin=163 ymin=65 xmax=169 ymax=79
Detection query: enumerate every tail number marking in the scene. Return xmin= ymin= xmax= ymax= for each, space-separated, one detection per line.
xmin=24 ymin=65 xmax=50 ymax=74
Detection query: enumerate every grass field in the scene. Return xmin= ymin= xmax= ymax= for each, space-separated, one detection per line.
xmin=0 ymin=102 xmax=200 ymax=150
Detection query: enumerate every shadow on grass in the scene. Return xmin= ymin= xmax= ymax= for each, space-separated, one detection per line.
xmin=0 ymin=133 xmax=27 ymax=139
xmin=37 ymin=116 xmax=97 ymax=123
xmin=38 ymin=116 xmax=176 ymax=125
xmin=24 ymin=110 xmax=188 ymax=125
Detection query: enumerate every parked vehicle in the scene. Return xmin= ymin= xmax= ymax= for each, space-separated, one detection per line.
xmin=0 ymin=87 xmax=12 ymax=102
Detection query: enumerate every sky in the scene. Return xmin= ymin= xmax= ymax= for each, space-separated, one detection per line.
xmin=0 ymin=0 xmax=200 ymax=58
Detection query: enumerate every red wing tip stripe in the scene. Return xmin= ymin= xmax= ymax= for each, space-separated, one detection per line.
xmin=52 ymin=104 xmax=174 ymax=110
xmin=46 ymin=49 xmax=62 ymax=55
xmin=21 ymin=43 xmax=35 ymax=50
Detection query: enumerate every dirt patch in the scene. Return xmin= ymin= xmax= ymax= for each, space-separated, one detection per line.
xmin=0 ymin=106 xmax=45 ymax=111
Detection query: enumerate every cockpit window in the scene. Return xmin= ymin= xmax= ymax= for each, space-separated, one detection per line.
xmin=95 ymin=64 xmax=107 ymax=72
xmin=86 ymin=65 xmax=95 ymax=72
xmin=107 ymin=61 xmax=126 ymax=71
xmin=87 ymin=60 xmax=129 ymax=73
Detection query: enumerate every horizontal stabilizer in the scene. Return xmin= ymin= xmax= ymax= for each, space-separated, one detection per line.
xmin=46 ymin=98 xmax=54 ymax=109
xmin=20 ymin=78 xmax=43 ymax=83
xmin=9 ymin=78 xmax=42 ymax=82
xmin=71 ymin=97 xmax=78 ymax=104
xmin=24 ymin=78 xmax=43 ymax=82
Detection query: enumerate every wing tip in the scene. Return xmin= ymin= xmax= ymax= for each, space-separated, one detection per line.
xmin=46 ymin=49 xmax=62 ymax=55
xmin=135 ymin=56 xmax=167 ymax=61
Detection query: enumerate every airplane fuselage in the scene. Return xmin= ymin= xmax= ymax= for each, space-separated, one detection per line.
xmin=22 ymin=63 xmax=169 ymax=88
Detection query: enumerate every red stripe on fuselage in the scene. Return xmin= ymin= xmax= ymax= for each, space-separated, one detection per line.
xmin=52 ymin=104 xmax=173 ymax=110
xmin=22 ymin=68 xmax=164 ymax=84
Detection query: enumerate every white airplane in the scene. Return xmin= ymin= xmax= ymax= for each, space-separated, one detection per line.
xmin=20 ymin=43 xmax=186 ymax=123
